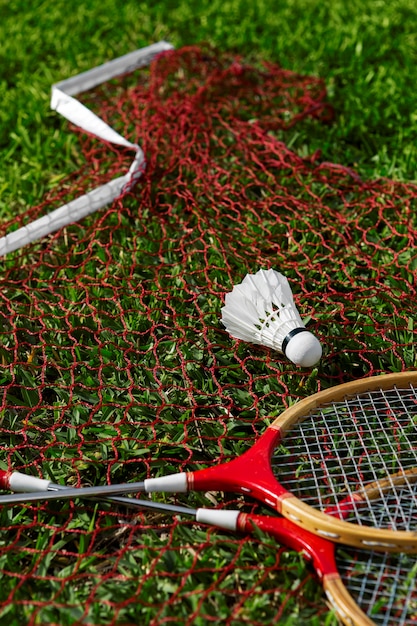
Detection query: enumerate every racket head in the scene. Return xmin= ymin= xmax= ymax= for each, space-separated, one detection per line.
xmin=147 ymin=372 xmax=417 ymax=552
xmin=269 ymin=371 xmax=417 ymax=551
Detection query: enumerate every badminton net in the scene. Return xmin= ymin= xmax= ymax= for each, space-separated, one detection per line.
xmin=0 ymin=45 xmax=416 ymax=625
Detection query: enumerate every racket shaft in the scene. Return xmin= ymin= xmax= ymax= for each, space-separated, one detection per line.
xmin=0 ymin=480 xmax=147 ymax=504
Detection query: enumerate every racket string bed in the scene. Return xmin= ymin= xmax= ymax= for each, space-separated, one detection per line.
xmin=271 ymin=384 xmax=417 ymax=530
xmin=336 ymin=548 xmax=417 ymax=625
xmin=357 ymin=484 xmax=417 ymax=529
xmin=331 ymin=389 xmax=417 ymax=527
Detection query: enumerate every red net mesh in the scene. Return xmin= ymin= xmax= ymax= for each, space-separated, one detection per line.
xmin=0 ymin=45 xmax=416 ymax=624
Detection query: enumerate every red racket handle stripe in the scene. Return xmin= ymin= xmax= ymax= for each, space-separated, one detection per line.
xmin=0 ymin=469 xmax=11 ymax=488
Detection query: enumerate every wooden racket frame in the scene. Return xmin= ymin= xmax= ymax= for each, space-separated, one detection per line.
xmin=272 ymin=370 xmax=417 ymax=551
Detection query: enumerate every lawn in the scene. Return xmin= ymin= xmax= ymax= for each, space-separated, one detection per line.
xmin=0 ymin=0 xmax=416 ymax=624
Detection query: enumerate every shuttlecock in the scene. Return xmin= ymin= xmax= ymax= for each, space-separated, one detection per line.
xmin=221 ymin=268 xmax=322 ymax=367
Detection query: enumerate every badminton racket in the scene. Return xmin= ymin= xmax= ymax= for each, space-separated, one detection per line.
xmin=112 ymin=497 xmax=417 ymax=626
xmin=54 ymin=492 xmax=417 ymax=626
xmin=136 ymin=370 xmax=417 ymax=551
xmin=133 ymin=498 xmax=417 ymax=626
xmin=0 ymin=475 xmax=412 ymax=625
xmin=1 ymin=372 xmax=416 ymax=552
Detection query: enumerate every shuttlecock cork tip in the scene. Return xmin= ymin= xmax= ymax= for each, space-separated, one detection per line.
xmin=283 ymin=329 xmax=322 ymax=367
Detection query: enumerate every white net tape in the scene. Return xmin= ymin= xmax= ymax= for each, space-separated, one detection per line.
xmin=0 ymin=41 xmax=174 ymax=256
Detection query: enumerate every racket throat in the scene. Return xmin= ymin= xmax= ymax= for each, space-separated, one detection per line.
xmin=192 ymin=454 xmax=286 ymax=511
xmin=144 ymin=428 xmax=288 ymax=510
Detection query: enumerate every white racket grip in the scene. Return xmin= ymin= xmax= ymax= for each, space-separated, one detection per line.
xmin=144 ymin=473 xmax=188 ymax=493
xmin=9 ymin=472 xmax=52 ymax=493
xmin=196 ymin=509 xmax=240 ymax=531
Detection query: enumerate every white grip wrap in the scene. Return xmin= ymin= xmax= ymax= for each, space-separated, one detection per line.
xmin=9 ymin=472 xmax=52 ymax=493
xmin=144 ymin=473 xmax=188 ymax=493
xmin=196 ymin=508 xmax=240 ymax=531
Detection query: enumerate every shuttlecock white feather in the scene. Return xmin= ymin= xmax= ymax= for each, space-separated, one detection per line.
xmin=221 ymin=268 xmax=322 ymax=367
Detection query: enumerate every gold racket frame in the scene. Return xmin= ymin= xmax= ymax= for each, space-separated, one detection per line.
xmin=271 ymin=371 xmax=417 ymax=552
xmin=323 ymin=574 xmax=375 ymax=626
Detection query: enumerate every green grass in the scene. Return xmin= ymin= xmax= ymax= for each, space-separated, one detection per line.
xmin=0 ymin=0 xmax=417 ymax=624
